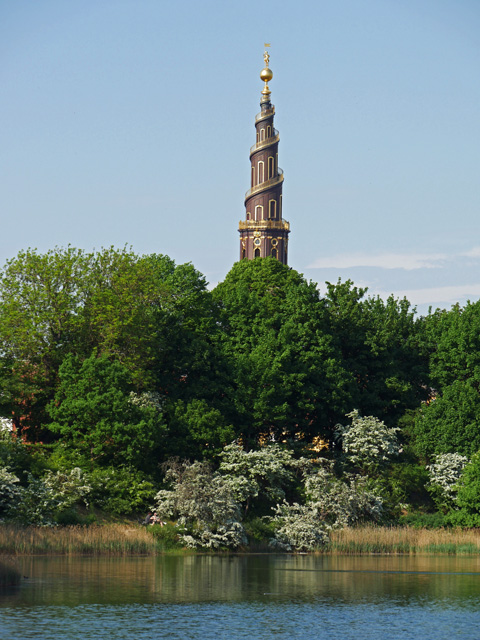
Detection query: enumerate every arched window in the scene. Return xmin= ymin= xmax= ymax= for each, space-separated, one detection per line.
xmin=251 ymin=166 xmax=255 ymax=187
xmin=268 ymin=199 xmax=276 ymax=219
xmin=242 ymin=248 xmax=246 ymax=259
xmin=255 ymin=205 xmax=263 ymax=221
xmin=246 ymin=212 xmax=251 ymax=220
xmin=268 ymin=156 xmax=274 ymax=179
xmin=260 ymin=128 xmax=265 ymax=141
xmin=271 ymin=248 xmax=277 ymax=259
xmin=254 ymin=248 xmax=261 ymax=258
xmin=257 ymin=161 xmax=264 ymax=184
xmin=267 ymin=125 xmax=272 ymax=138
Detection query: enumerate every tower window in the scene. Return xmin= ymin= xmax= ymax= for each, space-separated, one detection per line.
xmin=271 ymin=248 xmax=277 ymax=259
xmin=260 ymin=128 xmax=265 ymax=141
xmin=242 ymin=248 xmax=246 ymax=259
xmin=254 ymin=248 xmax=261 ymax=258
xmin=255 ymin=205 xmax=263 ymax=221
xmin=267 ymin=125 xmax=272 ymax=137
xmin=246 ymin=212 xmax=251 ymax=220
xmin=268 ymin=156 xmax=274 ymax=179
xmin=268 ymin=199 xmax=276 ymax=219
xmin=257 ymin=161 xmax=264 ymax=184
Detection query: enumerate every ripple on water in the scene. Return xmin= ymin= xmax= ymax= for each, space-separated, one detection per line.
xmin=1 ymin=600 xmax=480 ymax=640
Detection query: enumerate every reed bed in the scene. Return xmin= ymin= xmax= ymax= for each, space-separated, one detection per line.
xmin=2 ymin=523 xmax=480 ymax=556
xmin=0 ymin=524 xmax=160 ymax=556
xmin=329 ymin=526 xmax=480 ymax=555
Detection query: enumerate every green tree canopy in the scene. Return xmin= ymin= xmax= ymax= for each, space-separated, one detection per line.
xmin=47 ymin=351 xmax=166 ymax=469
xmin=213 ymin=258 xmax=351 ymax=445
xmin=323 ymin=279 xmax=428 ymax=424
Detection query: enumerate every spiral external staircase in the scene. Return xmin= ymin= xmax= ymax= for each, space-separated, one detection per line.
xmin=239 ymin=48 xmax=290 ymax=264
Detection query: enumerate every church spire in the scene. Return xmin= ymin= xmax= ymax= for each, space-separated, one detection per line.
xmin=239 ymin=46 xmax=290 ymax=263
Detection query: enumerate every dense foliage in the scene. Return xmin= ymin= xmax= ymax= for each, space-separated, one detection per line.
xmin=1 ymin=247 xmax=480 ymax=539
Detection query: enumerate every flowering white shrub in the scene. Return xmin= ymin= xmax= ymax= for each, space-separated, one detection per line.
xmin=0 ymin=418 xmax=13 ymax=432
xmin=43 ymin=467 xmax=92 ymax=509
xmin=8 ymin=475 xmax=58 ymax=526
xmin=155 ymin=460 xmax=247 ymax=549
xmin=426 ymin=452 xmax=469 ymax=508
xmin=0 ymin=467 xmax=21 ymax=514
xmin=129 ymin=391 xmax=164 ymax=411
xmin=267 ymin=461 xmax=383 ymax=551
xmin=305 ymin=470 xmax=383 ymax=528
xmin=218 ymin=442 xmax=308 ymax=506
xmin=335 ymin=409 xmax=400 ymax=470
xmin=268 ymin=501 xmax=330 ymax=551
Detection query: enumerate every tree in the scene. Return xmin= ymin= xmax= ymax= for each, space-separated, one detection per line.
xmin=212 ymin=258 xmax=351 ymax=445
xmin=155 ymin=459 xmax=246 ymax=549
xmin=411 ymin=380 xmax=480 ymax=458
xmin=447 ymin=453 xmax=480 ymax=527
xmin=424 ymin=301 xmax=480 ymax=391
xmin=323 ymin=280 xmax=428 ymax=424
xmin=218 ymin=442 xmax=307 ymax=515
xmin=47 ymin=351 xmax=166 ymax=469
xmin=335 ymin=409 xmax=401 ymax=473
xmin=426 ymin=453 xmax=468 ymax=511
xmin=0 ymin=247 xmax=233 ymax=447
xmin=164 ymin=399 xmax=236 ymax=460
xmin=0 ymin=247 xmax=92 ymax=437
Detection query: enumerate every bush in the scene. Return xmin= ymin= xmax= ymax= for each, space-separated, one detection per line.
xmin=426 ymin=453 xmax=468 ymax=511
xmin=155 ymin=459 xmax=247 ymax=549
xmin=336 ymin=410 xmax=401 ymax=472
xmin=0 ymin=467 xmax=21 ymax=515
xmin=7 ymin=475 xmax=57 ymax=526
xmin=398 ymin=512 xmax=448 ymax=529
xmin=268 ymin=501 xmax=330 ymax=551
xmin=149 ymin=523 xmax=182 ymax=550
xmin=244 ymin=517 xmax=276 ymax=545
xmin=89 ymin=467 xmax=156 ymax=515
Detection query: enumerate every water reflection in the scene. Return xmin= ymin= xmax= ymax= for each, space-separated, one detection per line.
xmin=1 ymin=556 xmax=480 ymax=640
xmin=4 ymin=554 xmax=480 ymax=607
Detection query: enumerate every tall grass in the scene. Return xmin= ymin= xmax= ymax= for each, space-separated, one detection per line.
xmin=2 ymin=524 xmax=480 ymax=556
xmin=328 ymin=526 xmax=480 ymax=555
xmin=0 ymin=524 xmax=160 ymax=556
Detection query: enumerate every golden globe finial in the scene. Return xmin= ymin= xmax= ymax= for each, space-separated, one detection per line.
xmin=260 ymin=44 xmax=273 ymax=99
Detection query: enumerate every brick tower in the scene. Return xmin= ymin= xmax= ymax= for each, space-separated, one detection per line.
xmin=239 ymin=47 xmax=290 ymax=263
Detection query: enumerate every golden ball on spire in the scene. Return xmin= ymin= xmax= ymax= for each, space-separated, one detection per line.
xmin=260 ymin=67 xmax=273 ymax=83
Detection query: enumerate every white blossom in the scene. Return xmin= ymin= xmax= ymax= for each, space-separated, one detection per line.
xmin=129 ymin=391 xmax=164 ymax=411
xmin=155 ymin=460 xmax=246 ymax=549
xmin=268 ymin=501 xmax=330 ymax=551
xmin=43 ymin=467 xmax=92 ymax=509
xmin=335 ymin=409 xmax=400 ymax=469
xmin=427 ymin=452 xmax=468 ymax=506
xmin=0 ymin=467 xmax=21 ymax=513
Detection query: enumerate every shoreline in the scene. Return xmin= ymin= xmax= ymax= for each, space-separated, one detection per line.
xmin=1 ymin=524 xmax=480 ymax=557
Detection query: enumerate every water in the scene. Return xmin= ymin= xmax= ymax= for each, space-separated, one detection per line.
xmin=1 ymin=555 xmax=480 ymax=639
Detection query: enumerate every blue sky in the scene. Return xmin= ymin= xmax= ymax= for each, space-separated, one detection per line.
xmin=1 ymin=0 xmax=479 ymax=314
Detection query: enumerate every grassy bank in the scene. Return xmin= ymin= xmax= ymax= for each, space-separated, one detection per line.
xmin=328 ymin=525 xmax=480 ymax=555
xmin=0 ymin=524 xmax=160 ymax=556
xmin=2 ymin=524 xmax=480 ymax=556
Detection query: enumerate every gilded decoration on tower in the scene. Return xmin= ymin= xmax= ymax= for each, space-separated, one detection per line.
xmin=238 ymin=46 xmax=290 ymax=264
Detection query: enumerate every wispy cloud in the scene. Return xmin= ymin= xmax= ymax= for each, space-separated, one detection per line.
xmin=462 ymin=246 xmax=480 ymax=258
xmin=372 ymin=284 xmax=480 ymax=308
xmin=308 ymin=251 xmax=447 ymax=270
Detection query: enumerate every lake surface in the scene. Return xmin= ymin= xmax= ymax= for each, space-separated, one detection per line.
xmin=1 ymin=554 xmax=480 ymax=639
